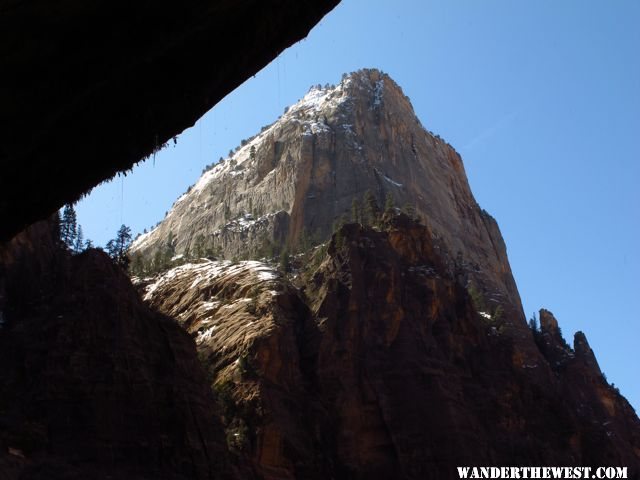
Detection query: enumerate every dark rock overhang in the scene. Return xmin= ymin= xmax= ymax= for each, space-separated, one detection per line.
xmin=0 ymin=0 xmax=340 ymax=241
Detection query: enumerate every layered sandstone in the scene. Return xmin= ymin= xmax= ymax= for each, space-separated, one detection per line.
xmin=142 ymin=214 xmax=640 ymax=478
xmin=141 ymin=260 xmax=327 ymax=479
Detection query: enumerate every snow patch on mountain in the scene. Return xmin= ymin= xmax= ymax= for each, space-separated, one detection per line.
xmin=144 ymin=259 xmax=279 ymax=302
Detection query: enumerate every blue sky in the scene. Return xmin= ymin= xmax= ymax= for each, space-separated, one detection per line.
xmin=77 ymin=1 xmax=639 ymax=411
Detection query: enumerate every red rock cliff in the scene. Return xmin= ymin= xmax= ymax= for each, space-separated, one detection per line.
xmin=143 ymin=213 xmax=640 ymax=478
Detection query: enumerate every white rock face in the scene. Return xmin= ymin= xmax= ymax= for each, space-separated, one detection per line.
xmin=131 ymin=68 xmax=524 ymax=320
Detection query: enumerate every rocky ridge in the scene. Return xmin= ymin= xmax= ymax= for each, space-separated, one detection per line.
xmin=142 ymin=213 xmax=640 ymax=478
xmin=141 ymin=259 xmax=322 ymax=479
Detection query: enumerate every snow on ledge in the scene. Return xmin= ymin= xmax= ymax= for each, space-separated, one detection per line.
xmin=144 ymin=260 xmax=280 ymax=302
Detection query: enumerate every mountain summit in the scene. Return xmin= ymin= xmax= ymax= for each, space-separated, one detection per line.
xmin=131 ymin=68 xmax=522 ymax=326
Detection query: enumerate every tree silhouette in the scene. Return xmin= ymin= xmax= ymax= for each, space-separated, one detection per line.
xmin=107 ymin=224 xmax=132 ymax=267
xmin=363 ymin=190 xmax=379 ymax=226
xmin=351 ymin=198 xmax=361 ymax=224
xmin=73 ymin=225 xmax=84 ymax=253
xmin=59 ymin=204 xmax=77 ymax=249
xmin=384 ymin=192 xmax=395 ymax=215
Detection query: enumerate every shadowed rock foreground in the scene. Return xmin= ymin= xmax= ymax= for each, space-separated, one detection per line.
xmin=0 ymin=221 xmax=239 ymax=479
xmin=0 ymin=0 xmax=340 ymax=240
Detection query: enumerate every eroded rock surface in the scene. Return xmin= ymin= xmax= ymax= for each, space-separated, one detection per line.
xmin=132 ymin=68 xmax=529 ymax=362
xmin=142 ymin=260 xmax=327 ymax=480
xmin=143 ymin=215 xmax=640 ymax=479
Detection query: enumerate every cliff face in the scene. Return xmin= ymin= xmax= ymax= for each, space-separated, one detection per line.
xmin=131 ymin=69 xmax=524 ymax=331
xmin=0 ymin=220 xmax=235 ymax=479
xmin=141 ymin=259 xmax=327 ymax=480
xmin=142 ymin=215 xmax=640 ymax=478
xmin=308 ymin=219 xmax=640 ymax=475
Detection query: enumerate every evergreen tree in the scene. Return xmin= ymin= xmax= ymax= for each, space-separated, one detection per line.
xmin=401 ymin=203 xmax=417 ymax=220
xmin=332 ymin=214 xmax=347 ymax=233
xmin=153 ymin=249 xmax=165 ymax=272
xmin=193 ymin=234 xmax=205 ymax=259
xmin=467 ymin=283 xmax=485 ymax=312
xmin=363 ymin=190 xmax=379 ymax=226
xmin=298 ymin=228 xmax=313 ymax=253
xmin=384 ymin=192 xmax=395 ymax=215
xmin=106 ymin=224 xmax=132 ymax=267
xmin=73 ymin=225 xmax=84 ymax=253
xmin=84 ymin=239 xmax=94 ymax=249
xmin=59 ymin=204 xmax=78 ymax=249
xmin=129 ymin=252 xmax=145 ymax=277
xmin=163 ymin=231 xmax=175 ymax=265
xmin=351 ymin=198 xmax=361 ymax=224
xmin=106 ymin=239 xmax=117 ymax=259
xmin=116 ymin=225 xmax=132 ymax=254
xmin=333 ymin=215 xmax=349 ymax=250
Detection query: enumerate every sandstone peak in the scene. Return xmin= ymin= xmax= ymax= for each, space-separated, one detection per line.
xmin=573 ymin=330 xmax=603 ymax=375
xmin=535 ymin=307 xmax=576 ymax=367
xmin=539 ymin=308 xmax=560 ymax=332
xmin=574 ymin=330 xmax=591 ymax=352
xmin=130 ymin=69 xmax=526 ymax=338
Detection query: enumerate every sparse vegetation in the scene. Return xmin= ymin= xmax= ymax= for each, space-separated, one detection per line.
xmin=351 ymin=198 xmax=362 ymax=224
xmin=467 ymin=283 xmax=486 ymax=312
xmin=556 ymin=324 xmax=573 ymax=351
xmin=106 ymin=224 xmax=132 ymax=268
xmin=297 ymin=228 xmax=317 ymax=253
xmin=58 ymin=204 xmax=94 ymax=254
xmin=528 ymin=312 xmax=540 ymax=334
xmin=492 ymin=304 xmax=504 ymax=322
xmin=401 ymin=202 xmax=418 ymax=221
xmin=384 ymin=192 xmax=395 ymax=215
xmin=363 ymin=190 xmax=380 ymax=226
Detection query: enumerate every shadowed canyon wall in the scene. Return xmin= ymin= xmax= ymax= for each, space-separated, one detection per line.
xmin=0 ymin=0 xmax=340 ymax=241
